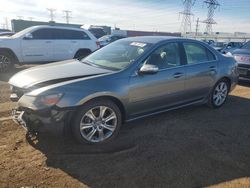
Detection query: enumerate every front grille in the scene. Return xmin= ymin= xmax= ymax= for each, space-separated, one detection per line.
xmin=238 ymin=63 xmax=250 ymax=69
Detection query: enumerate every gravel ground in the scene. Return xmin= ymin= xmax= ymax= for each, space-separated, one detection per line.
xmin=0 ymin=67 xmax=250 ymax=188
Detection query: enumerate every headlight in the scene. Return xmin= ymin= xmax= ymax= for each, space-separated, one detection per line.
xmin=18 ymin=93 xmax=64 ymax=110
xmin=36 ymin=93 xmax=63 ymax=107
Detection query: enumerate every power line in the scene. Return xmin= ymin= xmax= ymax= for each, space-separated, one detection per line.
xmin=202 ymin=0 xmax=220 ymax=34
xmin=63 ymin=10 xmax=72 ymax=24
xmin=179 ymin=0 xmax=196 ymax=35
xmin=47 ymin=8 xmax=56 ymax=21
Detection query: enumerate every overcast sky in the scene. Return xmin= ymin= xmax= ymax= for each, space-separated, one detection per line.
xmin=0 ymin=0 xmax=250 ymax=33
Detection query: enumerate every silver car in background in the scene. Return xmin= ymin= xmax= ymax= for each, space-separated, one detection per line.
xmin=9 ymin=37 xmax=238 ymax=144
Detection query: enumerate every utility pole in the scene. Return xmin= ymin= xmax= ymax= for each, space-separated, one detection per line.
xmin=195 ymin=17 xmax=200 ymax=36
xmin=4 ymin=17 xmax=8 ymax=29
xmin=28 ymin=17 xmax=33 ymax=21
xmin=179 ymin=0 xmax=196 ymax=35
xmin=202 ymin=0 xmax=220 ymax=34
xmin=63 ymin=10 xmax=72 ymax=24
xmin=47 ymin=8 xmax=56 ymax=21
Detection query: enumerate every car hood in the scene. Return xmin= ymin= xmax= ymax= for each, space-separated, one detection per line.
xmin=9 ymin=59 xmax=112 ymax=88
xmin=232 ymin=49 xmax=250 ymax=55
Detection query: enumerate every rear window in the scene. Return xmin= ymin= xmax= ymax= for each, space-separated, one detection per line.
xmin=183 ymin=43 xmax=216 ymax=64
xmin=53 ymin=29 xmax=90 ymax=40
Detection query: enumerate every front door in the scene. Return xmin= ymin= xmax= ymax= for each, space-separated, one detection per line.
xmin=21 ymin=28 xmax=54 ymax=63
xmin=128 ymin=42 xmax=186 ymax=118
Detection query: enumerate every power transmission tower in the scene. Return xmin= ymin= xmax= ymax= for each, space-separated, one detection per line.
xmin=179 ymin=0 xmax=196 ymax=35
xmin=28 ymin=17 xmax=34 ymax=21
xmin=63 ymin=10 xmax=72 ymax=24
xmin=195 ymin=17 xmax=200 ymax=36
xmin=202 ymin=0 xmax=220 ymax=34
xmin=47 ymin=8 xmax=56 ymax=21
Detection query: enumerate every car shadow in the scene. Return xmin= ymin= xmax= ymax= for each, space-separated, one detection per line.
xmin=26 ymin=95 xmax=250 ymax=188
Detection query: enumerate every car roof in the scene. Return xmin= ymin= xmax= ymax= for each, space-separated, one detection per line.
xmin=28 ymin=25 xmax=87 ymax=31
xmin=121 ymin=36 xmax=197 ymax=44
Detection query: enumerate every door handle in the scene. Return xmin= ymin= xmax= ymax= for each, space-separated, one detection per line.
xmin=45 ymin=41 xmax=52 ymax=43
xmin=209 ymin=66 xmax=217 ymax=73
xmin=173 ymin=72 xmax=184 ymax=78
xmin=71 ymin=41 xmax=77 ymax=43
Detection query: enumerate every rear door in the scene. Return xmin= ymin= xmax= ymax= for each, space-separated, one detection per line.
xmin=21 ymin=28 xmax=54 ymax=62
xmin=182 ymin=42 xmax=218 ymax=101
xmin=52 ymin=29 xmax=93 ymax=61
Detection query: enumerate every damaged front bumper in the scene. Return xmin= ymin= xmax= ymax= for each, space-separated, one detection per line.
xmin=11 ymin=106 xmax=72 ymax=132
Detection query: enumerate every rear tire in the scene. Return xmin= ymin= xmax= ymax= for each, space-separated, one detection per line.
xmin=0 ymin=52 xmax=14 ymax=73
xmin=207 ymin=79 xmax=230 ymax=108
xmin=72 ymin=99 xmax=122 ymax=144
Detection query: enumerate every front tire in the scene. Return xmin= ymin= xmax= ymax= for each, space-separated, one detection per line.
xmin=72 ymin=99 xmax=122 ymax=144
xmin=0 ymin=52 xmax=14 ymax=73
xmin=207 ymin=79 xmax=230 ymax=108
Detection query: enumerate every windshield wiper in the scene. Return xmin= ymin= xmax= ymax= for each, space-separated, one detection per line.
xmin=81 ymin=60 xmax=119 ymax=71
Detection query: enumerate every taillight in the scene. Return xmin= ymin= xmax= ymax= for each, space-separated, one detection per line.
xmin=96 ymin=41 xmax=100 ymax=48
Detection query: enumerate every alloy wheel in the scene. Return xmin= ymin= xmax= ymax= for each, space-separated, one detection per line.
xmin=79 ymin=106 xmax=118 ymax=143
xmin=0 ymin=55 xmax=11 ymax=72
xmin=213 ymin=82 xmax=228 ymax=106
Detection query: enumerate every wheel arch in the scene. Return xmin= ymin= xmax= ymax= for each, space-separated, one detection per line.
xmin=0 ymin=48 xmax=19 ymax=63
xmin=73 ymin=48 xmax=92 ymax=59
xmin=75 ymin=95 xmax=126 ymax=123
xmin=217 ymin=76 xmax=231 ymax=88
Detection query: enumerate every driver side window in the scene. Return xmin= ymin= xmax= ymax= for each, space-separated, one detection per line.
xmin=144 ymin=43 xmax=180 ymax=70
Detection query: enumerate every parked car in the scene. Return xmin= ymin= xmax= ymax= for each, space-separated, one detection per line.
xmin=98 ymin=35 xmax=126 ymax=47
xmin=0 ymin=25 xmax=99 ymax=72
xmin=88 ymin=27 xmax=106 ymax=39
xmin=230 ymin=41 xmax=250 ymax=80
xmin=210 ymin=42 xmax=226 ymax=52
xmin=221 ymin=42 xmax=243 ymax=54
xmin=9 ymin=36 xmax=238 ymax=144
xmin=0 ymin=29 xmax=11 ymax=32
xmin=0 ymin=32 xmax=15 ymax=37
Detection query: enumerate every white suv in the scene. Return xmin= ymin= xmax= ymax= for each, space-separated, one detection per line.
xmin=0 ymin=25 xmax=99 ymax=72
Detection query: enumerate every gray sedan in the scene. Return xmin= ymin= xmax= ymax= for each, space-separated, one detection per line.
xmin=9 ymin=37 xmax=238 ymax=144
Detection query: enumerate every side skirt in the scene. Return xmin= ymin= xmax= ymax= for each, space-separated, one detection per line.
xmin=125 ymin=99 xmax=206 ymax=123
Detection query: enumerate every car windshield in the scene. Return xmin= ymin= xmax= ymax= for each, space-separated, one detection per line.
xmin=241 ymin=42 xmax=250 ymax=50
xmin=82 ymin=40 xmax=152 ymax=70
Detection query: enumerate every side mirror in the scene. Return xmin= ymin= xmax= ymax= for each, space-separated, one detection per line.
xmin=23 ymin=33 xmax=33 ymax=40
xmin=139 ymin=64 xmax=159 ymax=75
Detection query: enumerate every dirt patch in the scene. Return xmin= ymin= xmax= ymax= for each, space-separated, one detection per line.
xmin=0 ymin=71 xmax=250 ymax=187
xmin=0 ymin=83 xmax=11 ymax=103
